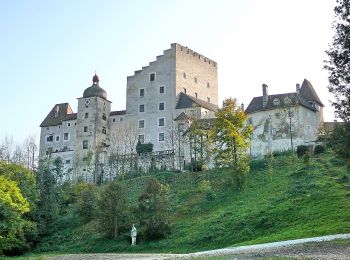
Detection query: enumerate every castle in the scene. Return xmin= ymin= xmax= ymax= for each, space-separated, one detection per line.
xmin=39 ymin=43 xmax=324 ymax=182
xmin=39 ymin=43 xmax=218 ymax=181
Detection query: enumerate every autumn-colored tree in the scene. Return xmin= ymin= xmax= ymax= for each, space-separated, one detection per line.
xmin=211 ymin=98 xmax=253 ymax=190
xmin=0 ymin=176 xmax=34 ymax=255
xmin=0 ymin=162 xmax=38 ymax=255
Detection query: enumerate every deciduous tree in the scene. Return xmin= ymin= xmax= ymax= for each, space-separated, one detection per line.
xmin=136 ymin=178 xmax=170 ymax=240
xmin=211 ymin=98 xmax=253 ymax=190
xmin=324 ymin=0 xmax=350 ymax=122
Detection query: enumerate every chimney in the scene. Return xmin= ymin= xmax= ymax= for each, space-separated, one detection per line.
xmin=296 ymin=83 xmax=300 ymax=95
xmin=262 ymin=84 xmax=268 ymax=107
xmin=241 ymin=103 xmax=245 ymax=111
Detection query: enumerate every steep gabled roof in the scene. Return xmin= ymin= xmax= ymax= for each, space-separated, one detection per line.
xmin=245 ymin=93 xmax=316 ymax=114
xmin=110 ymin=110 xmax=126 ymax=116
xmin=175 ymin=92 xmax=218 ymax=112
xmin=245 ymin=79 xmax=323 ymax=114
xmin=300 ymin=79 xmax=324 ymax=107
xmin=40 ymin=103 xmax=77 ymax=127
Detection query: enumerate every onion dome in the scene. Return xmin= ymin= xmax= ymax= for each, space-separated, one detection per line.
xmin=83 ymin=73 xmax=107 ymax=100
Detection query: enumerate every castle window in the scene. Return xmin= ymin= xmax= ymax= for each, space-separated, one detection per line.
xmin=102 ymin=127 xmax=106 ymax=134
xmin=158 ymin=132 xmax=165 ymax=142
xmin=159 ymin=86 xmax=165 ymax=94
xmin=84 ymin=126 xmax=88 ymax=132
xmin=138 ymin=135 xmax=145 ymax=144
xmin=67 ymin=122 xmax=71 ymax=127
xmin=207 ymin=82 xmax=210 ymax=88
xmin=272 ymin=128 xmax=276 ymax=135
xmin=46 ymin=148 xmax=53 ymax=155
xmin=159 ymin=102 xmax=165 ymax=111
xmin=102 ymin=114 xmax=106 ymax=121
xmin=83 ymin=140 xmax=88 ymax=149
xmin=195 ymin=92 xmax=198 ymax=98
xmin=64 ymin=133 xmax=69 ymax=141
xmin=65 ymin=160 xmax=70 ymax=164
xmin=138 ymin=119 xmax=145 ymax=129
xmin=207 ymin=97 xmax=210 ymax=103
xmin=112 ymin=118 xmax=116 ymax=122
xmin=139 ymin=88 xmax=145 ymax=97
xmin=183 ymin=72 xmax=187 ymax=79
xmin=55 ymin=135 xmax=59 ymax=142
xmin=139 ymin=104 xmax=145 ymax=112
xmin=183 ymin=88 xmax=187 ymax=93
xmin=46 ymin=135 xmax=53 ymax=143
xmin=159 ymin=118 xmax=165 ymax=127
xmin=138 ymin=134 xmax=145 ymax=144
xmin=85 ymin=113 xmax=89 ymax=118
xmin=290 ymin=124 xmax=295 ymax=132
xmin=58 ymin=125 xmax=61 ymax=129
xmin=149 ymin=73 xmax=156 ymax=82
xmin=194 ymin=77 xmax=198 ymax=83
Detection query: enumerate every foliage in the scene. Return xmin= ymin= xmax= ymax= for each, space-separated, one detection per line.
xmin=136 ymin=142 xmax=153 ymax=154
xmin=314 ymin=145 xmax=325 ymax=155
xmin=0 ymin=162 xmax=38 ymax=256
xmin=211 ymin=98 xmax=253 ymax=190
xmin=0 ymin=162 xmax=37 ymax=213
xmin=330 ymin=123 xmax=350 ymax=163
xmin=186 ymin=117 xmax=213 ymax=174
xmin=324 ymin=0 xmax=350 ymax=121
xmin=30 ymin=151 xmax=350 ymax=255
xmin=97 ymin=181 xmax=128 ymax=239
xmin=296 ymin=145 xmax=308 ymax=157
xmin=73 ymin=183 xmax=98 ymax=223
xmin=0 ymin=176 xmax=31 ymax=255
xmin=35 ymin=158 xmax=60 ymax=235
xmin=136 ymin=178 xmax=170 ymax=241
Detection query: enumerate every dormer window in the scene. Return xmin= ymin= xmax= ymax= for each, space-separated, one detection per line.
xmin=273 ymin=98 xmax=280 ymax=106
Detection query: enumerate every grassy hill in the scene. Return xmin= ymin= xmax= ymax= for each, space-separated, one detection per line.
xmin=33 ymin=151 xmax=350 ymax=254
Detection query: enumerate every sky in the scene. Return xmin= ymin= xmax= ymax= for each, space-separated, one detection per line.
xmin=0 ymin=0 xmax=337 ymax=145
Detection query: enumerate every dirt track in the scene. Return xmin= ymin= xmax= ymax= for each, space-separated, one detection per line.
xmin=46 ymin=234 xmax=350 ymax=260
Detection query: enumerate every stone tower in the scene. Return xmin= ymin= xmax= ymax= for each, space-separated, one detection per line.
xmin=75 ymin=74 xmax=111 ymax=182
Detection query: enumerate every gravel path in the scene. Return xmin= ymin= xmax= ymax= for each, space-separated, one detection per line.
xmin=182 ymin=233 xmax=350 ymax=259
xmin=47 ymin=234 xmax=350 ymax=260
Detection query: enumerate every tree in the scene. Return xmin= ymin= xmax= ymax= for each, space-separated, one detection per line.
xmin=0 ymin=176 xmax=34 ymax=255
xmin=136 ymin=178 xmax=170 ymax=241
xmin=35 ymin=158 xmax=60 ymax=234
xmin=74 ymin=182 xmax=98 ymax=223
xmin=211 ymin=98 xmax=253 ymax=190
xmin=0 ymin=162 xmax=38 ymax=255
xmin=330 ymin=123 xmax=350 ymax=163
xmin=97 ymin=181 xmax=128 ymax=239
xmin=324 ymin=0 xmax=350 ymax=122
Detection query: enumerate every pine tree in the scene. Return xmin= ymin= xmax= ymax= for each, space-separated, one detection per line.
xmin=325 ymin=0 xmax=350 ymax=122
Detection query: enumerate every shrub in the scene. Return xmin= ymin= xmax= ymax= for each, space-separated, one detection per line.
xmin=297 ymin=145 xmax=308 ymax=157
xmin=314 ymin=145 xmax=325 ymax=155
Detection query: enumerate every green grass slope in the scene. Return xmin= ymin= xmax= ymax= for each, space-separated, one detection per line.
xmin=34 ymin=151 xmax=350 ymax=254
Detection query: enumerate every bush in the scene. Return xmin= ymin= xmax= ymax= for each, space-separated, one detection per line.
xmin=297 ymin=145 xmax=308 ymax=157
xmin=314 ymin=145 xmax=325 ymax=155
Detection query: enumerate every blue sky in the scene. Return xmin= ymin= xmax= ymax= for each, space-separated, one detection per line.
xmin=0 ymin=0 xmax=336 ymax=144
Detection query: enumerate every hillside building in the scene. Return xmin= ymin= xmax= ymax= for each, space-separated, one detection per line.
xmin=39 ymin=43 xmax=218 ymax=181
xmin=245 ymin=79 xmax=324 ymax=157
